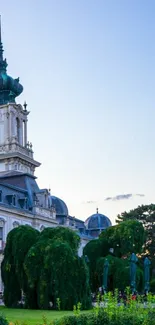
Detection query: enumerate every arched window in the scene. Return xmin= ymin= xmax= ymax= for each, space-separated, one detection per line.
xmin=16 ymin=117 xmax=20 ymax=143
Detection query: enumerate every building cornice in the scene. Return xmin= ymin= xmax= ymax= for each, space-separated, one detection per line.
xmin=0 ymin=151 xmax=40 ymax=167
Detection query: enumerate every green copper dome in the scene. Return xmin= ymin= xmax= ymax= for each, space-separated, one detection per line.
xmin=0 ymin=18 xmax=23 ymax=105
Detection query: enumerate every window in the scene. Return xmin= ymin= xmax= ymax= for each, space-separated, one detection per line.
xmin=0 ymin=191 xmax=2 ymax=202
xmin=16 ymin=117 xmax=20 ymax=143
xmin=6 ymin=194 xmax=16 ymax=205
xmin=23 ymin=121 xmax=25 ymax=146
xmin=0 ymin=227 xmax=3 ymax=240
xmin=25 ymin=198 xmax=28 ymax=209
xmin=12 ymin=195 xmax=16 ymax=206
xmin=0 ymin=218 xmax=4 ymax=249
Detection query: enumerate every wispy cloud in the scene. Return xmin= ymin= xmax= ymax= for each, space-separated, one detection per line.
xmin=82 ymin=194 xmax=145 ymax=204
xmin=105 ymin=194 xmax=145 ymax=201
xmin=82 ymin=200 xmax=97 ymax=204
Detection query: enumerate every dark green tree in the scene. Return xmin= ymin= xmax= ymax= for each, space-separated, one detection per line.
xmin=100 ymin=220 xmax=145 ymax=257
xmin=40 ymin=226 xmax=80 ymax=253
xmin=83 ymin=238 xmax=109 ymax=292
xmin=84 ymin=220 xmax=145 ymax=292
xmin=116 ymin=204 xmax=155 ymax=273
xmin=3 ymin=225 xmax=91 ymax=310
xmin=1 ymin=228 xmax=21 ymax=307
xmin=25 ymin=238 xmax=91 ymax=310
xmin=24 ymin=239 xmax=48 ymax=292
xmin=2 ymin=226 xmax=40 ymax=308
xmin=96 ymin=255 xmax=143 ymax=292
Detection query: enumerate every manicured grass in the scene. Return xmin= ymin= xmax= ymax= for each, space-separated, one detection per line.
xmin=0 ymin=306 xmax=76 ymax=324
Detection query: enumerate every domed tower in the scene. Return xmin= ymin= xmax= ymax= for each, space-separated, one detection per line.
xmin=49 ymin=195 xmax=69 ymax=225
xmin=0 ymin=18 xmax=40 ymax=175
xmin=85 ymin=208 xmax=112 ymax=238
xmin=50 ymin=196 xmax=69 ymax=216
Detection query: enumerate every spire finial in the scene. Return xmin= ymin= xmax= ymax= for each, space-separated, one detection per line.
xmin=96 ymin=207 xmax=98 ymax=214
xmin=23 ymin=101 xmax=27 ymax=111
xmin=0 ymin=15 xmax=3 ymax=61
xmin=0 ymin=17 xmax=8 ymax=75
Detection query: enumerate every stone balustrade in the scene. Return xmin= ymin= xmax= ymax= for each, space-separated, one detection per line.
xmin=33 ymin=206 xmax=56 ymax=219
xmin=0 ymin=142 xmax=33 ymax=158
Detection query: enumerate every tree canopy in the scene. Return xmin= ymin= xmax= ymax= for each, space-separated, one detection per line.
xmin=2 ymin=210 xmax=152 ymax=305
xmin=84 ymin=219 xmax=146 ymax=293
xmin=39 ymin=226 xmax=80 ymax=253
xmin=100 ymin=220 xmax=146 ymax=257
xmin=116 ymin=204 xmax=155 ymax=273
xmin=2 ymin=225 xmax=91 ymax=310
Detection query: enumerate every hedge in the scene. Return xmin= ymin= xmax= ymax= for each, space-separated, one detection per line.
xmin=53 ymin=309 xmax=155 ymax=325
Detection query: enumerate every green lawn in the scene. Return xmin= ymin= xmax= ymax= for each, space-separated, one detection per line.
xmin=0 ymin=307 xmax=77 ymax=324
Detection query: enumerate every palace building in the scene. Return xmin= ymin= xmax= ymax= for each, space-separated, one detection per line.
xmin=0 ymin=20 xmax=112 ymax=290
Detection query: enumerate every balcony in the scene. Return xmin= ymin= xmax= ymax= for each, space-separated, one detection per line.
xmin=0 ymin=142 xmax=33 ymax=158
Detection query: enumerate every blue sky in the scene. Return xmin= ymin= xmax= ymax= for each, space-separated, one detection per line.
xmin=1 ymin=1 xmax=155 ymax=223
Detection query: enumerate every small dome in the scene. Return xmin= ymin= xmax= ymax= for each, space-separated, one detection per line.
xmin=50 ymin=196 xmax=68 ymax=216
xmin=85 ymin=209 xmax=112 ymax=230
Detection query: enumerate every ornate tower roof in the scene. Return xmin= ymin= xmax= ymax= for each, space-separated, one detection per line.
xmin=0 ymin=18 xmax=40 ymax=176
xmin=0 ymin=17 xmax=23 ymax=105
